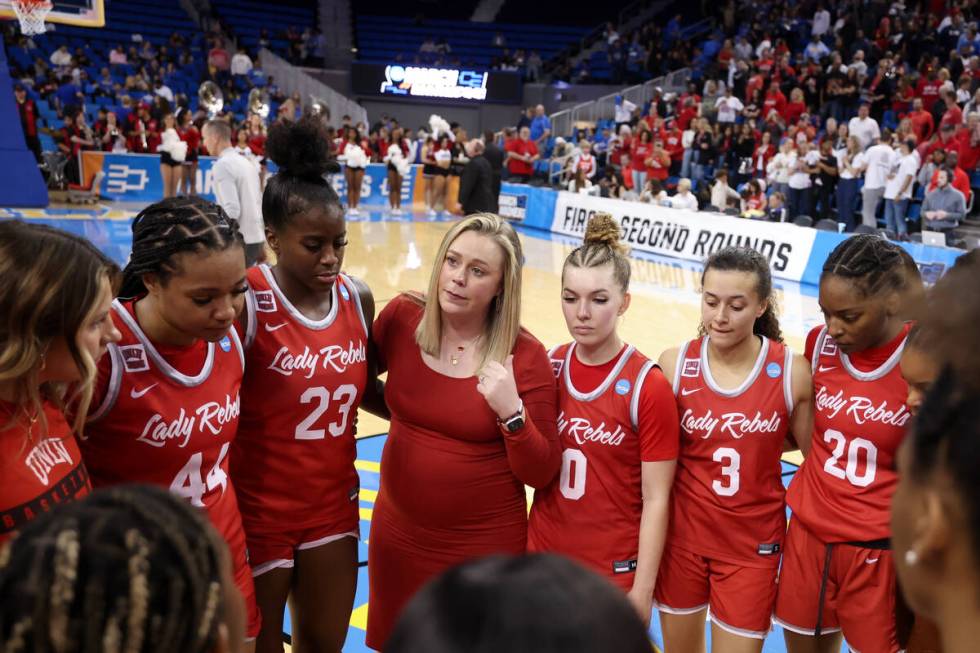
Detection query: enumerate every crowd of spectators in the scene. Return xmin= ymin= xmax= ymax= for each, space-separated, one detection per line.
xmin=536 ymin=1 xmax=980 ymax=240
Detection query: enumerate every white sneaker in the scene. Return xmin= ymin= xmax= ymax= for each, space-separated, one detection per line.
xmin=348 ymin=207 xmax=359 ymax=216
xmin=426 ymin=208 xmax=437 ymax=217
xmin=391 ymin=207 xmax=403 ymax=216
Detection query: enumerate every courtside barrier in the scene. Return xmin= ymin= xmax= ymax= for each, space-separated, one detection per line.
xmin=80 ymin=154 xmax=430 ymax=207
xmin=502 ymin=183 xmax=964 ymax=285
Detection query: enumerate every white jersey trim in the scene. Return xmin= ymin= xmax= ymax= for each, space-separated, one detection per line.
xmin=672 ymin=341 xmax=690 ymax=396
xmin=243 ymin=286 xmax=258 ymax=350
xmin=811 ymin=327 xmax=826 ymax=375
xmin=86 ymin=343 xmax=124 ymax=425
xmin=296 ymin=530 xmax=359 ymax=550
xmin=251 ymin=558 xmax=294 ymax=577
xmin=841 ymin=333 xmax=908 ymax=382
xmin=341 ymin=274 xmax=369 ymax=338
xmin=770 ymin=616 xmax=841 ymax=637
xmin=630 ymin=360 xmax=657 ymax=433
xmin=700 ymin=335 xmax=770 ymax=398
xmin=228 ymin=325 xmax=245 ymax=373
xmin=652 ymin=600 xmax=709 ymax=616
xmin=112 ymin=300 xmax=216 ymax=387
xmin=562 ymin=342 xmax=636 ymax=402
xmin=260 ymin=264 xmax=340 ymax=330
xmin=709 ymin=612 xmax=770 ymax=640
xmin=782 ymin=346 xmax=795 ymax=415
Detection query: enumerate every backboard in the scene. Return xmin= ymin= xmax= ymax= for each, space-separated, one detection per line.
xmin=0 ymin=0 xmax=104 ymax=28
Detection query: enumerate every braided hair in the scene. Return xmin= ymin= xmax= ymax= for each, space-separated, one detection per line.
xmin=820 ymin=234 xmax=908 ymax=298
xmin=0 ymin=484 xmax=227 ymax=653
xmin=699 ymin=246 xmax=783 ymax=343
xmin=119 ymin=196 xmax=243 ymax=299
xmin=563 ymin=212 xmax=631 ymax=293
xmin=263 ymin=115 xmax=342 ymax=232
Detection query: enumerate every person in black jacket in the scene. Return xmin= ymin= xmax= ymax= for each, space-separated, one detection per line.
xmin=457 ymin=140 xmax=496 ymax=215
xmin=483 ymin=130 xmax=504 ymax=205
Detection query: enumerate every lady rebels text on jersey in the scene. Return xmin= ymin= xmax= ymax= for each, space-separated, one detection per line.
xmin=668 ymin=336 xmax=794 ymax=566
xmin=527 ymin=343 xmax=678 ymax=589
xmin=83 ymin=299 xmax=260 ymax=638
xmin=787 ymin=325 xmax=911 ymax=542
xmin=232 ymin=266 xmax=368 ymax=572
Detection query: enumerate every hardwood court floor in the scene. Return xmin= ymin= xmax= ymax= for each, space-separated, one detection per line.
xmin=2 ymin=208 xmax=837 ymax=652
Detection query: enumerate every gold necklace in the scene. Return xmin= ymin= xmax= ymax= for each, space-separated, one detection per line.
xmin=448 ymin=336 xmax=481 ymax=366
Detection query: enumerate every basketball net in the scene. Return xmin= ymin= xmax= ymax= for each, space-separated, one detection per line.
xmin=11 ymin=0 xmax=52 ymax=35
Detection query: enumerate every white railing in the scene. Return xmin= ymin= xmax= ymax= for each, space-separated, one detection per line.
xmin=553 ymin=72 xmax=680 ymax=136
xmin=259 ymin=48 xmax=368 ymax=127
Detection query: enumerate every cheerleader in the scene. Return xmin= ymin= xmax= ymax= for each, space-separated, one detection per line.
xmin=383 ymin=127 xmax=412 ymax=216
xmin=0 ymin=222 xmax=120 ymax=544
xmin=81 ymin=196 xmax=261 ymax=645
xmin=774 ymin=235 xmax=913 ymax=653
xmin=340 ymin=126 xmax=368 ymax=216
xmin=527 ymin=213 xmax=678 ymax=625
xmin=655 ymin=246 xmax=813 ymax=652
xmin=178 ymin=110 xmax=201 ymax=196
xmin=232 ymin=117 xmax=381 ymax=653
xmin=158 ymin=111 xmax=186 ymax=199
xmin=431 ymin=133 xmax=453 ymax=215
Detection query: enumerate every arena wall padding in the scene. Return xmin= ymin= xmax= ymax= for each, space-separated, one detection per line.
xmin=0 ymin=42 xmax=48 ymax=207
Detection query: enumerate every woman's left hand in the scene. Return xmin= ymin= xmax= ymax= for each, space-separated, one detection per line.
xmin=476 ymin=354 xmax=522 ymax=419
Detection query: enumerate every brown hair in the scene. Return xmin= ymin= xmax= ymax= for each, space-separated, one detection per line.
xmin=563 ymin=212 xmax=631 ymax=293
xmin=699 ymin=246 xmax=783 ymax=343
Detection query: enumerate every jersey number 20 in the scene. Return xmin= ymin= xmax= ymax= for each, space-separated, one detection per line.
xmin=295 ymin=384 xmax=358 ymax=440
xmin=822 ymin=429 xmax=877 ymax=487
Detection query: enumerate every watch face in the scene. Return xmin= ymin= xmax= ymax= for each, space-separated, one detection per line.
xmin=506 ymin=416 xmax=525 ymax=433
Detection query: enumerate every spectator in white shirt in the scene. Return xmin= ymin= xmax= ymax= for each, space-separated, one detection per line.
xmin=670 ymin=178 xmax=699 ymax=211
xmin=767 ymin=140 xmax=795 ymax=198
xmin=202 ymin=119 xmax=265 ymax=266
xmin=804 ymin=35 xmax=830 ymax=62
xmin=883 ymin=139 xmax=918 ymax=238
xmin=787 ymin=141 xmax=820 ymax=218
xmin=231 ymin=48 xmax=253 ymax=76
xmin=861 ymin=135 xmax=893 ymax=228
xmin=153 ymin=79 xmax=174 ymax=104
xmin=49 ymin=45 xmax=72 ymax=68
xmin=835 ymin=135 xmax=866 ymax=231
xmin=848 ymin=50 xmax=868 ymax=78
xmin=710 ymin=169 xmax=741 ymax=211
xmin=613 ymin=95 xmax=636 ymax=130
xmin=812 ymin=5 xmax=831 ymax=37
xmin=715 ymin=87 xmax=744 ymax=125
xmin=569 ymin=140 xmax=597 ymax=181
xmin=848 ymin=102 xmax=880 ymax=150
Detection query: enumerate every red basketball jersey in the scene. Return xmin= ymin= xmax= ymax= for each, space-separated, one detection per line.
xmin=527 ymin=342 xmax=678 ymax=587
xmin=232 ymin=266 xmax=368 ymax=534
xmin=786 ymin=325 xmax=911 ymax=543
xmin=668 ymin=336 xmax=794 ymax=567
xmin=1 ymin=402 xmax=91 ymax=543
xmin=83 ymin=299 xmax=245 ymax=546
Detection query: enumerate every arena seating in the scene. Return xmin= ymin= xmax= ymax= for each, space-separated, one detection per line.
xmin=210 ymin=0 xmax=314 ymax=61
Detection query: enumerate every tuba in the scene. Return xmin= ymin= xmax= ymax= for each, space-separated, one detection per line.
xmin=308 ymin=95 xmax=330 ymax=122
xmin=198 ymin=81 xmax=224 ymax=118
xmin=248 ymin=88 xmax=270 ymax=119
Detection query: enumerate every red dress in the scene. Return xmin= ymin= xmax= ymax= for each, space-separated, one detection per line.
xmin=365 ymin=295 xmax=560 ymax=649
xmin=1 ymin=401 xmax=91 ymax=544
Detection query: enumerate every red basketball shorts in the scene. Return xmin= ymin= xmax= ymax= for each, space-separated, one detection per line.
xmin=774 ymin=518 xmax=901 ymax=653
xmin=654 ymin=542 xmax=778 ymax=639
xmin=245 ymin=518 xmax=359 ymax=578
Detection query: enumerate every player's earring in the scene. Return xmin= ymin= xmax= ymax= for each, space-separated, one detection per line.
xmin=39 ymin=351 xmax=47 ymax=371
xmin=905 ymin=549 xmax=919 ymax=566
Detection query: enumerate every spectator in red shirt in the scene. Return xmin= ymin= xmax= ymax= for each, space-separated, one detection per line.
xmin=763 ymin=80 xmax=787 ymax=119
xmin=629 ymin=129 xmax=653 ymax=192
xmin=676 ymin=98 xmax=699 ymax=132
xmin=647 ymin=138 xmax=671 ymax=181
xmin=178 ymin=111 xmax=201 ymax=195
xmin=208 ymin=40 xmax=231 ymax=72
xmin=782 ymin=88 xmax=807 ymax=126
xmin=662 ymin=121 xmax=684 ymax=174
xmin=909 ymin=97 xmax=935 ymax=143
xmin=919 ymin=123 xmax=959 ymax=162
xmin=956 ymin=126 xmax=980 ymax=171
xmin=916 ymin=71 xmax=942 ymax=103
xmin=928 ymin=150 xmax=971 ymax=199
xmin=13 ymin=84 xmax=41 ymax=163
xmin=505 ymin=126 xmax=539 ymax=182
xmin=940 ymin=89 xmax=963 ymax=131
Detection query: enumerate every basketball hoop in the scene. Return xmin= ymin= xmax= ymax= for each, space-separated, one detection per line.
xmin=11 ymin=0 xmax=52 ymax=35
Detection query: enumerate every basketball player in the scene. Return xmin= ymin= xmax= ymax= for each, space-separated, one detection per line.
xmin=232 ymin=117 xmax=380 ymax=653
xmin=774 ymin=234 xmax=912 ymax=653
xmin=653 ymin=246 xmax=812 ymax=652
xmin=80 ymin=196 xmax=261 ymax=646
xmin=0 ymin=222 xmax=120 ymax=544
xmin=527 ymin=213 xmax=678 ymax=625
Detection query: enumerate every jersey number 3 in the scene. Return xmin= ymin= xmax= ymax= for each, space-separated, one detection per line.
xmin=295 ymin=384 xmax=358 ymax=440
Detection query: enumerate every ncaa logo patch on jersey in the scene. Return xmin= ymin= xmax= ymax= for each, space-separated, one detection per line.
xmin=339 ymin=283 xmax=350 ymax=301
xmin=820 ymin=336 xmax=839 ymax=357
xmin=682 ymin=358 xmax=701 ymax=377
xmin=119 ymin=345 xmax=150 ymax=372
xmin=551 ymin=358 xmax=564 ymax=378
xmin=615 ymin=379 xmax=631 ymax=395
xmin=766 ymin=362 xmax=782 ymax=378
xmin=255 ymin=290 xmax=277 ymax=313
xmin=219 ymin=336 xmax=232 ymax=352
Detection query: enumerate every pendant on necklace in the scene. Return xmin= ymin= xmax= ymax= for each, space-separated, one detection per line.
xmin=451 ymin=345 xmax=464 ymax=366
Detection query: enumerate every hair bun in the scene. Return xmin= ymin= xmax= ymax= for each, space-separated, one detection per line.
xmin=584 ymin=213 xmax=629 ymax=255
xmin=266 ymin=116 xmax=338 ymax=181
